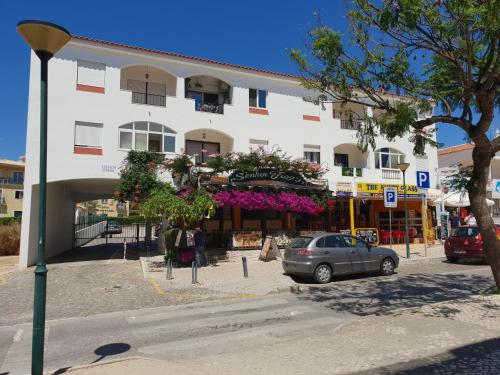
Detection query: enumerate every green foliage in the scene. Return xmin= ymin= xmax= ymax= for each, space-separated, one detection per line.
xmin=0 ymin=217 xmax=21 ymax=226
xmin=164 ymin=228 xmax=179 ymax=260
xmin=141 ymin=185 xmax=216 ymax=228
xmin=290 ymin=0 xmax=499 ymax=155
xmin=116 ymin=150 xmax=163 ymax=203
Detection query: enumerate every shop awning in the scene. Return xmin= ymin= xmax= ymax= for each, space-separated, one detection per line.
xmin=433 ymin=191 xmax=494 ymax=207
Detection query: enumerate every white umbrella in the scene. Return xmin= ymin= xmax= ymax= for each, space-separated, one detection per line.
xmin=433 ymin=190 xmax=494 ymax=208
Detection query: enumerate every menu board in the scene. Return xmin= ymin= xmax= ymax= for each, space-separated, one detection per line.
xmin=354 ymin=228 xmax=379 ymax=245
xmin=232 ymin=231 xmax=263 ymax=249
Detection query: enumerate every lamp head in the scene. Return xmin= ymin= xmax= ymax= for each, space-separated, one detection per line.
xmin=17 ymin=20 xmax=71 ymax=59
xmin=397 ymin=162 xmax=410 ymax=172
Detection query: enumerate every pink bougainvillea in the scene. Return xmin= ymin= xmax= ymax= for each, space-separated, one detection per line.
xmin=213 ymin=191 xmax=321 ymax=215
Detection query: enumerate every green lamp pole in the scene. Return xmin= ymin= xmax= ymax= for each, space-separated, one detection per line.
xmin=17 ymin=20 xmax=71 ymax=375
xmin=398 ymin=162 xmax=411 ymax=259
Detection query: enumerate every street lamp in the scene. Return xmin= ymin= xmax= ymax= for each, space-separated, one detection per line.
xmin=397 ymin=162 xmax=411 ymax=259
xmin=17 ymin=20 xmax=71 ymax=375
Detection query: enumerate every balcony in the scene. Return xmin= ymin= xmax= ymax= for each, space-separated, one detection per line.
xmin=185 ymin=75 xmax=231 ymax=115
xmin=0 ymin=177 xmax=23 ymax=186
xmin=341 ymin=167 xmax=363 ymax=177
xmin=381 ymin=169 xmax=401 ymax=179
xmin=340 ymin=119 xmax=362 ymax=130
xmin=131 ymin=92 xmax=166 ymax=107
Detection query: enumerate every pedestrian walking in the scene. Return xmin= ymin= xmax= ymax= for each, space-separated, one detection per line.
xmin=193 ymin=225 xmax=207 ymax=267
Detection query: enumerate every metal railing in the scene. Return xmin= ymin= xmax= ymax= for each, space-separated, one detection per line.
xmin=382 ymin=169 xmax=401 ymax=179
xmin=196 ymin=103 xmax=224 ymax=114
xmin=132 ymin=92 xmax=166 ymax=107
xmin=0 ymin=178 xmax=24 ymax=185
xmin=340 ymin=119 xmax=362 ymax=130
xmin=341 ymin=167 xmax=363 ymax=177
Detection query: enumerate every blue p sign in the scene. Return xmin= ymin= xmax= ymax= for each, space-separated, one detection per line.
xmin=384 ymin=186 xmax=398 ymax=208
xmin=416 ymin=171 xmax=430 ymax=189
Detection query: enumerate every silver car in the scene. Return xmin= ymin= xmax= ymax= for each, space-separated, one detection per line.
xmin=282 ymin=233 xmax=399 ymax=283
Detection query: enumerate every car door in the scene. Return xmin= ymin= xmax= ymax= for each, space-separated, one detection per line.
xmin=322 ymin=235 xmax=352 ymax=274
xmin=341 ymin=235 xmax=376 ymax=273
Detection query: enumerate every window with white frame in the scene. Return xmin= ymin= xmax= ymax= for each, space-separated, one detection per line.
xmin=119 ymin=121 xmax=176 ymax=153
xmin=249 ymin=89 xmax=267 ymax=108
xmin=77 ymin=60 xmax=106 ymax=87
xmin=15 ymin=191 xmax=23 ymax=199
xmin=304 ymin=145 xmax=321 ymax=164
xmin=249 ymin=139 xmax=269 ymax=151
xmin=374 ymin=148 xmax=405 ymax=169
xmin=74 ymin=121 xmax=103 ymax=149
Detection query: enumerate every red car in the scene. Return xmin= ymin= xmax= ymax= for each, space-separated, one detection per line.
xmin=444 ymin=226 xmax=499 ymax=263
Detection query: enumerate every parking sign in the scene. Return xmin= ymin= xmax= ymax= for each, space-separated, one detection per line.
xmin=416 ymin=171 xmax=430 ymax=189
xmin=384 ymin=186 xmax=398 ymax=208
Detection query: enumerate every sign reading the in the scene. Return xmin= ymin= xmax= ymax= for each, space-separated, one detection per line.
xmin=384 ymin=186 xmax=398 ymax=208
xmin=357 ymin=183 xmax=421 ymax=198
xmin=229 ymin=169 xmax=306 ymax=186
xmin=416 ymin=171 xmax=430 ymax=189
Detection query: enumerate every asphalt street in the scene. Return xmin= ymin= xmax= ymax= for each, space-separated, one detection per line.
xmin=0 ymin=259 xmax=495 ymax=374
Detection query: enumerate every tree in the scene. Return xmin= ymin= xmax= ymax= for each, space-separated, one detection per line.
xmin=290 ymin=0 xmax=500 ymax=287
xmin=116 ymin=150 xmax=164 ymax=247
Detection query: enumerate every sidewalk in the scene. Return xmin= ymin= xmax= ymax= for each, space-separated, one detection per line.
xmin=140 ymin=244 xmax=446 ymax=297
xmin=390 ymin=243 xmax=445 ymax=261
xmin=0 ymin=255 xmax=18 ymax=275
xmin=62 ymin=293 xmax=500 ymax=375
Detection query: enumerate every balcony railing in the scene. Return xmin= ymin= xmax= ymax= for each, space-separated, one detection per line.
xmin=196 ymin=103 xmax=224 ymax=114
xmin=340 ymin=119 xmax=362 ymax=130
xmin=132 ymin=92 xmax=166 ymax=107
xmin=381 ymin=169 xmax=401 ymax=179
xmin=341 ymin=167 xmax=363 ymax=177
xmin=0 ymin=178 xmax=23 ymax=186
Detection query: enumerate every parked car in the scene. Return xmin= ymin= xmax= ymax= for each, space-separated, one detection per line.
xmin=444 ymin=225 xmax=499 ymax=263
xmin=282 ymin=233 xmax=399 ymax=284
xmin=105 ymin=221 xmax=122 ymax=235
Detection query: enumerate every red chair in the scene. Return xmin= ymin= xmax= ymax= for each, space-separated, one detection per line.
xmin=379 ymin=230 xmax=390 ymax=245
xmin=393 ymin=230 xmax=405 ymax=244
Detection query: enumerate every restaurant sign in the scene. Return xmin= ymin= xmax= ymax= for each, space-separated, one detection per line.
xmin=356 ymin=183 xmax=421 ymax=198
xmin=229 ymin=169 xmax=306 ymax=186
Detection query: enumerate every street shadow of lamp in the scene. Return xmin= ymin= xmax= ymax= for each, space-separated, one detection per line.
xmin=397 ymin=162 xmax=411 ymax=259
xmin=17 ymin=20 xmax=71 ymax=375
xmin=92 ymin=343 xmax=131 ymax=363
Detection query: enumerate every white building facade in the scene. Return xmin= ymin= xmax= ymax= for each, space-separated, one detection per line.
xmin=20 ymin=35 xmax=438 ymax=267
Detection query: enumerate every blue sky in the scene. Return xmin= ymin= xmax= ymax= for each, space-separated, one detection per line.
xmin=1 ymin=0 xmax=497 ymax=160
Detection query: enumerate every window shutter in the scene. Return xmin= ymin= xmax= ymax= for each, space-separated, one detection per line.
xmin=127 ymin=79 xmax=147 ymax=93
xmin=77 ymin=60 xmax=105 ymax=87
xmin=74 ymin=122 xmax=103 ymax=148
xmin=148 ymin=82 xmax=166 ymax=96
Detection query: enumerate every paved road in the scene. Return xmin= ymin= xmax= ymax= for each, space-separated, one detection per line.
xmin=0 ymin=260 xmax=496 ymax=374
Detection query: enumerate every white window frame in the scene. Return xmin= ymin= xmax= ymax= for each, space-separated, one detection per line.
xmin=303 ymin=144 xmax=321 ymax=164
xmin=119 ymin=122 xmax=176 ymax=154
xmin=249 ymin=88 xmax=267 ymax=109
xmin=77 ymin=60 xmax=106 ymax=87
xmin=74 ymin=121 xmax=103 ymax=149
xmin=374 ymin=148 xmax=406 ymax=170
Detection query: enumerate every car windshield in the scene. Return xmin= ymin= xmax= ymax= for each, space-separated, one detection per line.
xmin=108 ymin=221 xmax=119 ymax=226
xmin=453 ymin=227 xmax=479 ymax=237
xmin=289 ymin=236 xmax=313 ymax=248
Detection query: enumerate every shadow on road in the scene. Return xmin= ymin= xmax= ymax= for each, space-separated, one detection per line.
xmin=294 ymin=272 xmax=493 ymax=316
xmin=349 ymin=337 xmax=500 ymax=374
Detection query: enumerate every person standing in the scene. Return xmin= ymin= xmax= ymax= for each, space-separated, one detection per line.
xmin=449 ymin=210 xmax=460 ymax=231
xmin=193 ymin=225 xmax=207 ymax=267
xmin=465 ymin=212 xmax=477 ymax=226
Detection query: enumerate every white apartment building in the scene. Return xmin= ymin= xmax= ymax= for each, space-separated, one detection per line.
xmin=20 ymin=35 xmax=438 ymax=267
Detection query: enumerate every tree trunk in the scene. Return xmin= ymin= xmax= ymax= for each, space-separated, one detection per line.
xmin=469 ymin=138 xmax=500 ymax=289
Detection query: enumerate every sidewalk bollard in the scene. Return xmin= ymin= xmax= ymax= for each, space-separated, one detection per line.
xmin=123 ymin=239 xmax=127 ymax=261
xmin=192 ymin=261 xmax=197 ymax=284
xmin=166 ymin=259 xmax=172 ymax=280
xmin=242 ymin=256 xmax=249 ymax=278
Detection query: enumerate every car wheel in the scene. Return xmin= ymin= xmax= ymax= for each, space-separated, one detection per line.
xmin=447 ymin=257 xmax=459 ymax=263
xmin=314 ymin=264 xmax=332 ymax=284
xmin=380 ymin=258 xmax=395 ymax=276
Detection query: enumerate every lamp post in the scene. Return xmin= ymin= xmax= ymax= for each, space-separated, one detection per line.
xmin=17 ymin=20 xmax=71 ymax=375
xmin=397 ymin=162 xmax=411 ymax=259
